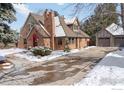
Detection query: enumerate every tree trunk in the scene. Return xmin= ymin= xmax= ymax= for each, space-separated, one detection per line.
xmin=121 ymin=3 xmax=124 ymax=30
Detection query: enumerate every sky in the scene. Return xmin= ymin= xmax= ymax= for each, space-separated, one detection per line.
xmin=10 ymin=3 xmax=94 ymax=32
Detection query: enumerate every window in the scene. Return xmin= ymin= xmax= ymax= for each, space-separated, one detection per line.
xmin=72 ymin=38 xmax=75 ymax=43
xmin=58 ymin=38 xmax=62 ymax=45
xmin=73 ymin=25 xmax=78 ymax=30
xmin=69 ymin=38 xmax=75 ymax=44
xmin=24 ymin=38 xmax=27 ymax=44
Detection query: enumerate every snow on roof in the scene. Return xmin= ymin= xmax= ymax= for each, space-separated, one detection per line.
xmin=106 ymin=23 xmax=124 ymax=36
xmin=54 ymin=17 xmax=66 ymax=37
xmin=64 ymin=17 xmax=76 ymax=25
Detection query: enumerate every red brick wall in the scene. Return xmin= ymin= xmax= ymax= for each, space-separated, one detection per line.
xmin=18 ymin=23 xmax=30 ymax=48
xmin=27 ymin=28 xmax=50 ymax=48
xmin=43 ymin=38 xmax=50 ymax=48
xmin=55 ymin=38 xmax=79 ymax=50
xmin=54 ymin=38 xmax=65 ymax=50
xmin=68 ymin=38 xmax=77 ymax=49
xmin=76 ymin=38 xmax=80 ymax=48
xmin=79 ymin=38 xmax=89 ymax=48
xmin=44 ymin=11 xmax=55 ymax=50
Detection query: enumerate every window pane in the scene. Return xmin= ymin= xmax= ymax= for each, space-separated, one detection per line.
xmin=58 ymin=38 xmax=62 ymax=45
xmin=24 ymin=38 xmax=27 ymax=44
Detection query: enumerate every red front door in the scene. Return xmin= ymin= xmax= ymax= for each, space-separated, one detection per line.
xmin=33 ymin=34 xmax=38 ymax=47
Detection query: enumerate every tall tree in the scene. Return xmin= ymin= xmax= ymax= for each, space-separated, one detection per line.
xmin=121 ymin=4 xmax=124 ymax=29
xmin=72 ymin=3 xmax=124 ymax=29
xmin=0 ymin=3 xmax=16 ymax=47
xmin=71 ymin=3 xmax=119 ymax=45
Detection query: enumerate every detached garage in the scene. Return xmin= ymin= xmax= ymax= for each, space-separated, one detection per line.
xmin=98 ymin=38 xmax=110 ymax=47
xmin=96 ymin=23 xmax=124 ymax=47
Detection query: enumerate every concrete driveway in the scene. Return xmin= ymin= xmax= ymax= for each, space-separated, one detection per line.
xmin=0 ymin=47 xmax=118 ymax=85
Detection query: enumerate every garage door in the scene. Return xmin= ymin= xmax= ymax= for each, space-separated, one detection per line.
xmin=98 ymin=38 xmax=110 ymax=47
xmin=115 ymin=37 xmax=124 ymax=47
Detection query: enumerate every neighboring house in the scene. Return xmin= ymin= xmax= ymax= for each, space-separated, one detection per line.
xmin=96 ymin=23 xmax=124 ymax=47
xmin=18 ymin=10 xmax=90 ymax=50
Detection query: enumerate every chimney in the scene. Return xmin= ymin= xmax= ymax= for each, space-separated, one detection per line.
xmin=44 ymin=10 xmax=55 ymax=50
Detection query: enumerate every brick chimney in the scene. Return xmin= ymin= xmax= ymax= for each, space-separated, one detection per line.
xmin=44 ymin=10 xmax=55 ymax=50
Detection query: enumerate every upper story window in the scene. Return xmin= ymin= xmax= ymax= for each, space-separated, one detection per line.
xmin=73 ymin=24 xmax=78 ymax=31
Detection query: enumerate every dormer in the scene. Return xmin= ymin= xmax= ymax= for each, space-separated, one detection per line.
xmin=65 ymin=17 xmax=80 ymax=32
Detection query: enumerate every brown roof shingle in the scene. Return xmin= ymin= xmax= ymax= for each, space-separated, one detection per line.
xmin=30 ymin=13 xmax=44 ymax=24
xmin=59 ymin=16 xmax=78 ymax=37
xmin=27 ymin=24 xmax=50 ymax=39
xmin=59 ymin=16 xmax=90 ymax=38
xmin=75 ymin=30 xmax=90 ymax=38
xmin=28 ymin=13 xmax=89 ymax=38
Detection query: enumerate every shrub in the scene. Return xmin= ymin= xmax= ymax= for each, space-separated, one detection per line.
xmin=44 ymin=47 xmax=52 ymax=55
xmin=64 ymin=47 xmax=70 ymax=52
xmin=31 ymin=46 xmax=52 ymax=56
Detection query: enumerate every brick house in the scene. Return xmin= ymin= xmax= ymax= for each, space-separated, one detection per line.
xmin=18 ymin=10 xmax=90 ymax=50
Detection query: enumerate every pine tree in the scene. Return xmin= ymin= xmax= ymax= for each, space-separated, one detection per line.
xmin=0 ymin=3 xmax=16 ymax=47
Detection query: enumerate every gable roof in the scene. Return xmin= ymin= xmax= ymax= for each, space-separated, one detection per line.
xmin=23 ymin=12 xmax=89 ymax=38
xmin=54 ymin=16 xmax=90 ymax=38
xmin=27 ymin=13 xmax=50 ymax=38
xmin=27 ymin=23 xmax=50 ymax=39
xmin=77 ymin=30 xmax=90 ymax=38
xmin=30 ymin=13 xmax=44 ymax=24
xmin=54 ymin=16 xmax=66 ymax=37
xmin=106 ymin=23 xmax=124 ymax=36
xmin=59 ymin=16 xmax=78 ymax=37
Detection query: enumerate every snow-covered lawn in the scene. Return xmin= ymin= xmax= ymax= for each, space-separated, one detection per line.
xmin=0 ymin=48 xmax=26 ymax=57
xmin=0 ymin=48 xmax=25 ymax=69
xmin=14 ymin=46 xmax=97 ymax=62
xmin=0 ymin=46 xmax=96 ymax=62
xmin=0 ymin=46 xmax=96 ymax=69
xmin=0 ymin=48 xmax=25 ymax=61
xmin=83 ymin=46 xmax=96 ymax=50
xmin=76 ymin=49 xmax=124 ymax=86
xmin=14 ymin=48 xmax=83 ymax=62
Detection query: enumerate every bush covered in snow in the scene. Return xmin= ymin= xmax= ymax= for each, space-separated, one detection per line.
xmin=31 ymin=46 xmax=52 ymax=56
xmin=64 ymin=47 xmax=70 ymax=52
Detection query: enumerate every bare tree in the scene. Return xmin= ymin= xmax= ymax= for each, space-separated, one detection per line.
xmin=71 ymin=3 xmax=124 ymax=30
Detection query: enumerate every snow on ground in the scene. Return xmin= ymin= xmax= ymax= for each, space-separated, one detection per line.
xmin=0 ymin=46 xmax=95 ymax=62
xmin=14 ymin=46 xmax=95 ymax=62
xmin=75 ymin=49 xmax=124 ymax=86
xmin=83 ymin=46 xmax=96 ymax=50
xmin=0 ymin=48 xmax=25 ymax=61
xmin=0 ymin=48 xmax=26 ymax=56
xmin=14 ymin=50 xmax=66 ymax=62
xmin=14 ymin=49 xmax=80 ymax=62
